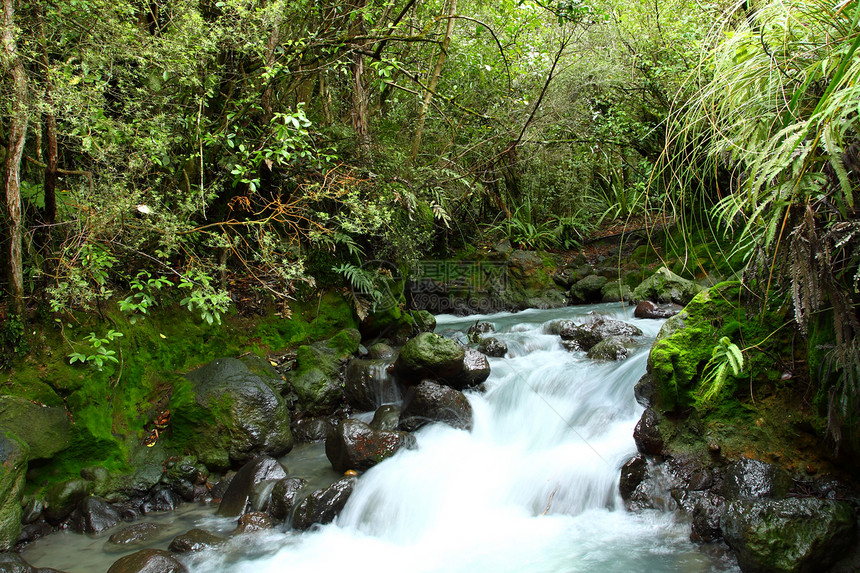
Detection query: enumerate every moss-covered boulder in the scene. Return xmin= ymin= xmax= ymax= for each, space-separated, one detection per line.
xmin=587 ymin=335 xmax=637 ymax=361
xmin=0 ymin=396 xmax=71 ymax=461
xmin=558 ymin=316 xmax=643 ymax=352
xmin=0 ymin=431 xmax=27 ymax=550
xmin=181 ymin=358 xmax=294 ymax=469
xmin=721 ymin=498 xmax=855 ymax=573
xmin=631 ymin=266 xmax=703 ymax=306
xmin=289 ymin=329 xmax=361 ymax=415
xmin=569 ymin=274 xmax=609 ymax=304
xmin=600 ymin=280 xmax=631 ymax=303
xmin=394 ymin=332 xmax=465 ymax=383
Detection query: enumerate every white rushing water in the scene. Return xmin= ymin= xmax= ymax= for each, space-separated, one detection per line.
xmin=23 ymin=303 xmax=739 ymax=572
xmin=181 ymin=304 xmax=738 ymax=573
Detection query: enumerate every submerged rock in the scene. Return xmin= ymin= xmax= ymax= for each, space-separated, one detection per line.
xmin=721 ymin=498 xmax=855 ymax=573
xmin=292 ymin=477 xmax=357 ymax=531
xmin=236 ymin=512 xmax=272 ymax=533
xmin=107 ymin=549 xmax=187 ymax=573
xmin=587 ymin=335 xmax=636 ymax=361
xmin=478 ymin=337 xmax=507 ymax=357
xmin=168 ymin=528 xmax=226 ymax=553
xmin=108 ymin=523 xmax=170 ymax=547
xmin=325 ymin=418 xmax=416 ymax=473
xmin=399 ymin=380 xmax=473 ymax=432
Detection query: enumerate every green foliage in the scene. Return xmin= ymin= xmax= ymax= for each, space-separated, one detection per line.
xmin=0 ymin=315 xmax=28 ymax=369
xmin=118 ymin=271 xmax=173 ymax=323
xmin=67 ymin=329 xmax=124 ymax=371
xmin=178 ymin=271 xmax=231 ymax=326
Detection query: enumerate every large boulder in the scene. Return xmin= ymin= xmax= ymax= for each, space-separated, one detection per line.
xmin=168 ymin=528 xmax=226 ymax=553
xmin=634 ymin=300 xmax=679 ymax=319
xmin=289 ymin=330 xmax=361 ymax=415
xmin=325 ymin=419 xmax=416 ymax=473
xmin=721 ymin=498 xmax=855 ymax=573
xmin=569 ymin=274 xmax=609 ymax=304
xmin=633 ymin=408 xmax=664 ymax=456
xmin=107 ymin=549 xmax=187 ymax=573
xmin=183 ymin=357 xmax=293 ymax=469
xmin=587 ymin=335 xmax=636 ymax=361
xmin=631 ymin=266 xmax=703 ymax=306
xmin=0 ymin=396 xmax=71 ymax=460
xmin=399 ymin=380 xmax=473 ymax=432
xmin=477 ymin=337 xmax=507 ymax=358
xmin=344 ymin=358 xmax=399 ymax=411
xmin=393 ymin=332 xmax=465 ymax=383
xmin=216 ymin=456 xmax=287 ymax=517
xmin=0 ymin=431 xmax=28 ymax=551
xmin=43 ymin=478 xmax=90 ymax=524
xmin=292 ymin=477 xmax=357 ymax=531
xmin=600 ymin=280 xmax=631 ymax=303
xmin=722 ymin=458 xmax=792 ymax=501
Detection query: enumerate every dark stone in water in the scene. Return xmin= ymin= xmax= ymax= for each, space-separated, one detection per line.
xmin=168 ymin=528 xmax=226 ymax=553
xmin=292 ymin=477 xmax=357 ymax=531
xmin=369 ymin=404 xmax=401 ymax=432
xmin=291 ymin=417 xmax=335 ymax=443
xmin=140 ymin=485 xmax=182 ymax=514
xmin=619 ymin=455 xmax=647 ymax=501
xmin=399 ymin=380 xmax=473 ymax=432
xmin=633 ymin=408 xmax=664 ymax=456
xmin=269 ymin=477 xmax=308 ymax=523
xmin=106 ymin=549 xmax=187 ymax=573
xmin=217 ymin=456 xmax=287 ymax=517
xmin=69 ymin=496 xmax=121 ymax=534
xmin=344 ymin=358 xmax=399 ymax=411
xmin=449 ymin=349 xmax=491 ymax=390
xmin=634 ymin=300 xmax=678 ymax=319
xmin=325 ymin=418 xmax=416 ymax=473
xmin=477 ymin=337 xmax=507 ymax=358
xmin=236 ymin=511 xmax=272 ymax=533
xmin=108 ymin=523 xmax=169 ymax=546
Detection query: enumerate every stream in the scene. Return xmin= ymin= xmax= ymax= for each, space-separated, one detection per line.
xmin=23 ymin=304 xmax=740 ymax=572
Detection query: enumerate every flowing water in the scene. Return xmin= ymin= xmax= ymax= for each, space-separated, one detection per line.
xmin=23 ymin=304 xmax=740 ymax=572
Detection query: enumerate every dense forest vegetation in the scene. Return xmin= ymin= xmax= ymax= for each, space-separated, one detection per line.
xmin=1 ymin=0 xmax=858 ymax=445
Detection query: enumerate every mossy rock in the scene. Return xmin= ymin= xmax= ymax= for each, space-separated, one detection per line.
xmin=569 ymin=275 xmax=608 ymax=304
xmin=0 ymin=396 xmax=71 ymax=460
xmin=631 ymin=266 xmax=703 ymax=305
xmin=290 ymin=329 xmax=361 ymax=415
xmin=179 ymin=357 xmax=293 ymax=469
xmin=0 ymin=431 xmax=27 ymax=550
xmin=600 ymin=280 xmax=631 ymax=303
xmin=393 ymin=332 xmax=465 ymax=383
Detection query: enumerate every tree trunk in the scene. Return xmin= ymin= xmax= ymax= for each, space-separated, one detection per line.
xmin=411 ymin=0 xmax=457 ymax=162
xmin=2 ymin=0 xmax=28 ymax=316
xmin=350 ymin=0 xmax=371 ymax=158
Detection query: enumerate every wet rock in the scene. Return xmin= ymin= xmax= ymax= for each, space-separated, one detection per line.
xmin=217 ymin=456 xmax=287 ymax=517
xmin=291 ymin=417 xmax=335 ymax=443
xmin=569 ymin=274 xmax=609 ymax=304
xmin=394 ymin=332 xmax=465 ymax=384
xmin=236 ymin=512 xmax=272 ymax=534
xmin=686 ymin=492 xmax=727 ymax=543
xmin=587 ymin=335 xmax=636 ymax=361
xmin=292 ymin=477 xmax=357 ymax=531
xmin=0 ymin=553 xmax=50 ymax=573
xmin=17 ymin=521 xmax=52 ymax=546
xmin=269 ymin=477 xmax=307 ymax=522
xmin=631 ymin=266 xmax=703 ymax=306
xmin=325 ymin=418 xmax=416 ymax=473
xmin=344 ymin=358 xmax=399 ymax=411
xmin=0 ymin=432 xmax=27 ymax=552
xmin=139 ymin=485 xmax=182 ymax=514
xmin=69 ymin=496 xmax=121 ymax=534
xmin=0 ymin=396 xmax=71 ymax=461
xmin=161 ymin=456 xmax=207 ymax=502
xmin=560 ymin=316 xmax=643 ymax=352
xmin=466 ymin=321 xmax=495 ymax=342
xmin=209 ymin=474 xmax=233 ymax=502
xmin=106 ymin=548 xmax=187 ymax=573
xmin=633 ymin=372 xmax=656 ymax=407
xmin=477 ymin=337 xmax=507 ymax=358
xmin=449 ymin=349 xmax=491 ymax=390
xmin=633 ymin=300 xmax=679 ymax=319
xmin=721 ymin=498 xmax=855 ymax=573
xmin=633 ymin=408 xmax=664 ymax=456
xmin=723 ymin=458 xmax=792 ymax=501
xmin=43 ymin=478 xmax=89 ymax=525
xmin=21 ymin=499 xmax=43 ymax=525
xmin=249 ymin=479 xmax=280 ymax=513
xmin=185 ymin=357 xmax=294 ymax=469
xmin=399 ymin=380 xmax=473 ymax=432
xmin=168 ymin=528 xmax=226 ymax=553
xmin=369 ymin=404 xmax=401 ymax=432
xmin=619 ymin=455 xmax=648 ymax=501
xmin=108 ymin=523 xmax=170 ymax=546
xmin=367 ymin=343 xmax=395 ymax=360
xmin=289 ymin=330 xmax=361 ymax=415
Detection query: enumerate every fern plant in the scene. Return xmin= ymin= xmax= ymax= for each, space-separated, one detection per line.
xmin=698 ymin=336 xmax=745 ymax=404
